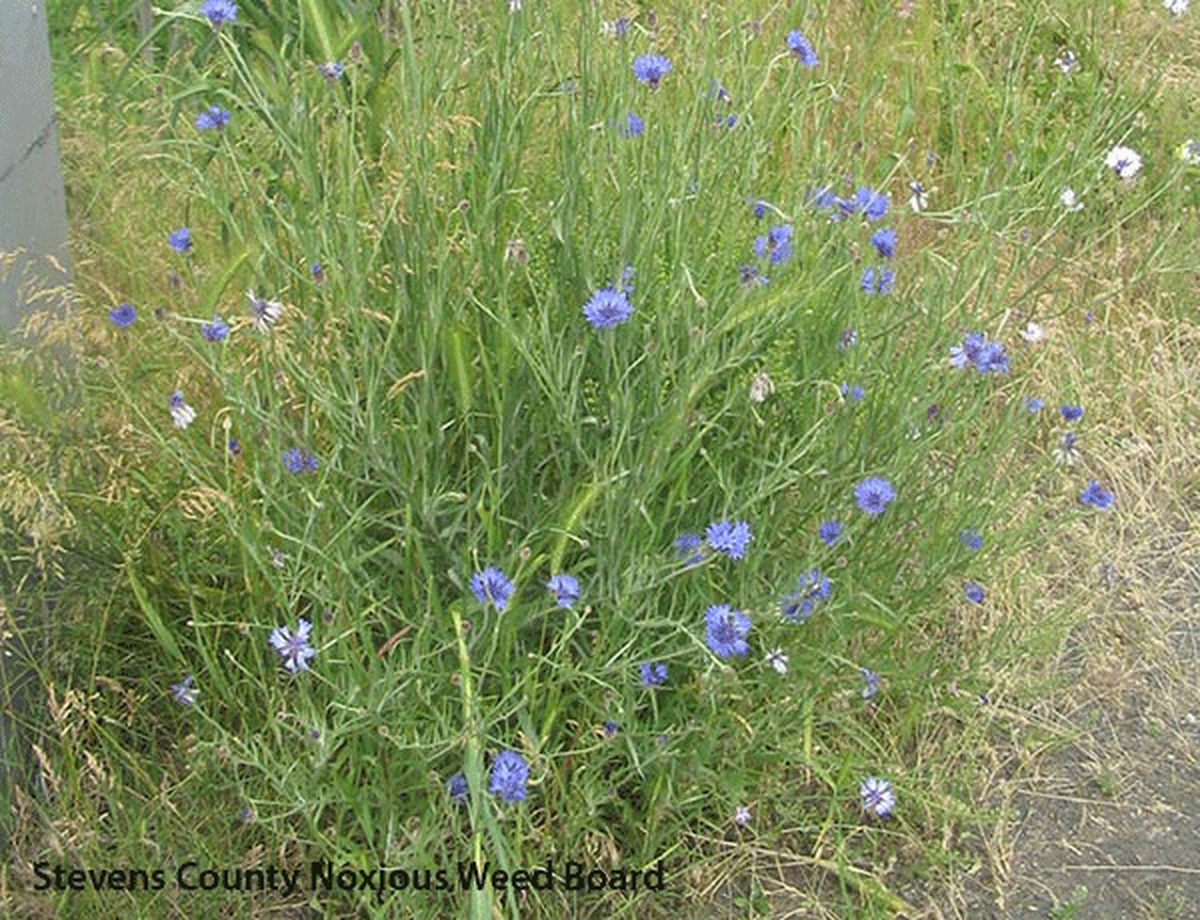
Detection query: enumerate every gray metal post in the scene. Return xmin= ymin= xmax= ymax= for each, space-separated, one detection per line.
xmin=0 ymin=0 xmax=71 ymax=333
xmin=0 ymin=0 xmax=71 ymax=852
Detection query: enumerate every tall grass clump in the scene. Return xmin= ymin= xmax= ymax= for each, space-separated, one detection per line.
xmin=6 ymin=1 xmax=1196 ymax=916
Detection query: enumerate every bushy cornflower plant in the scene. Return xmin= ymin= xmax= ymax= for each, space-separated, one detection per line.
xmin=26 ymin=1 xmax=1187 ymax=916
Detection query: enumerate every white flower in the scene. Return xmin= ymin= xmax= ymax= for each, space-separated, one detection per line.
xmin=1020 ymin=321 xmax=1045 ymax=343
xmin=168 ymin=390 xmax=196 ymax=429
xmin=765 ymin=648 xmax=788 ymax=675
xmin=1179 ymin=139 xmax=1200 ymax=166
xmin=908 ymin=181 xmax=928 ymax=212
xmin=1053 ymin=432 xmax=1081 ymax=466
xmin=1053 ymin=49 xmax=1078 ymax=74
xmin=734 ymin=805 xmax=751 ymax=826
xmin=749 ymin=371 xmax=775 ymax=404
xmin=1105 ymin=145 xmax=1143 ymax=180
xmin=247 ymin=289 xmax=283 ymax=332
xmin=1164 ymin=0 xmax=1189 ymax=16
xmin=508 ymin=0 xmax=521 ymax=10
xmin=1059 ymin=187 xmax=1084 ymax=211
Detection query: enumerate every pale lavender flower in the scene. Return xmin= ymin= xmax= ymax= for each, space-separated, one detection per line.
xmin=168 ymin=390 xmax=196 ymax=429
xmin=749 ymin=371 xmax=775 ymax=403
xmin=1054 ymin=49 xmax=1079 ymax=74
xmin=860 ymin=667 xmax=880 ymax=699
xmin=860 ymin=777 xmax=895 ymax=819
xmin=269 ymin=617 xmax=317 ymax=672
xmin=674 ymin=532 xmax=705 ymax=566
xmin=247 ymin=289 xmax=283 ymax=332
xmin=170 ymin=675 xmax=199 ymax=706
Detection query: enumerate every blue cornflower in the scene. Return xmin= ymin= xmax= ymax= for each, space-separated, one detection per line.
xmin=810 ymin=186 xmax=838 ymax=210
xmin=869 ymin=228 xmax=897 ymax=258
xmin=860 ymin=777 xmax=895 ymax=819
xmin=818 ymin=519 xmax=842 ymax=546
xmin=674 ymin=532 xmax=705 ymax=566
xmin=633 ymin=54 xmax=672 ymax=87
xmin=201 ymin=314 xmax=229 ymax=342
xmin=754 ymin=225 xmax=793 ymax=264
xmin=311 ymin=262 xmax=325 ymax=283
xmin=974 ymin=340 xmax=1009 ymax=374
xmin=704 ymin=604 xmax=751 ymax=659
xmin=447 ymin=772 xmax=468 ymax=804
xmin=282 ymin=447 xmax=319 ymax=473
xmin=168 ymin=227 xmax=192 ymax=253
xmin=195 ymin=104 xmax=231 ymax=130
xmin=781 ymin=569 xmax=832 ymax=623
xmin=948 ymin=332 xmax=986 ymax=369
xmin=786 ymin=30 xmax=819 ymax=67
xmin=860 ymin=668 xmax=880 ymax=699
xmin=319 ymin=60 xmax=344 ymax=80
xmin=583 ymin=286 xmax=633 ymax=328
xmin=603 ymin=720 xmax=619 ymax=737
xmin=640 ymin=661 xmax=668 ymax=687
xmin=470 ymin=566 xmax=515 ymax=612
xmin=200 ymin=0 xmax=237 ymax=26
xmin=488 ymin=750 xmax=529 ymax=803
xmin=706 ymin=519 xmax=752 ymax=560
xmin=545 ymin=573 xmax=580 ymax=608
xmin=860 ymin=266 xmax=895 ymax=294
xmin=855 ymin=477 xmax=895 ymax=515
xmin=108 ymin=303 xmax=137 ymax=327
xmin=1080 ymin=479 xmax=1114 ymax=509
xmin=1026 ymin=396 xmax=1044 ymax=413
xmin=838 ymin=328 xmax=858 ymax=351
xmin=752 ymin=199 xmax=770 ymax=219
xmin=227 ymin=436 xmax=241 ymax=455
xmin=964 ymin=581 xmax=985 ymax=604
xmin=1060 ymin=404 xmax=1084 ymax=422
xmin=853 ymin=186 xmax=889 ymax=221
xmin=840 ymin=383 xmax=865 ymax=404
xmin=269 ymin=617 xmax=316 ymax=672
xmin=621 ymin=111 xmax=645 ymax=137
xmin=603 ymin=17 xmax=631 ymax=38
xmin=720 ymin=114 xmax=739 ymax=128
xmin=738 ymin=264 xmax=769 ymax=287
xmin=169 ymin=675 xmax=198 ymax=706
xmin=708 ymin=79 xmax=732 ymax=102
xmin=960 ymin=529 xmax=984 ymax=550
